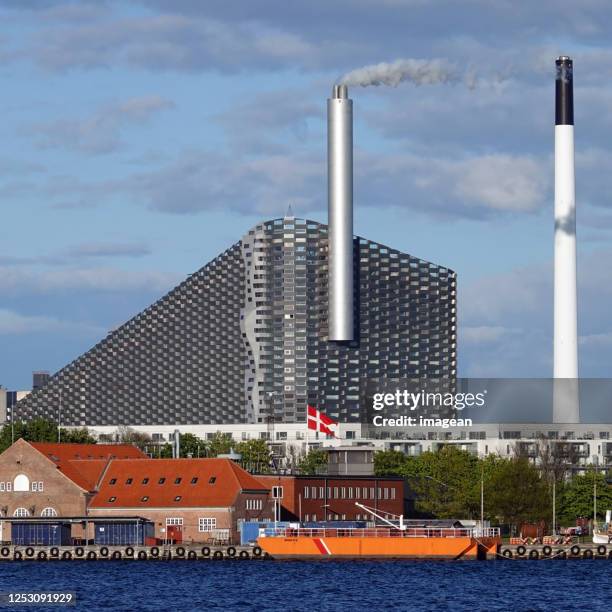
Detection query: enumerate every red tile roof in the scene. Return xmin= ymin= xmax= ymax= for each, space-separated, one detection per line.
xmin=90 ymin=458 xmax=269 ymax=508
xmin=29 ymin=442 xmax=147 ymax=491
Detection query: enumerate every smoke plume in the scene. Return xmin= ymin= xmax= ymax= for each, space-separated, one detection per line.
xmin=339 ymin=58 xmax=457 ymax=88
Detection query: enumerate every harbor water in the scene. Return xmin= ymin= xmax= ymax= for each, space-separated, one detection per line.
xmin=1 ymin=559 xmax=611 ymax=611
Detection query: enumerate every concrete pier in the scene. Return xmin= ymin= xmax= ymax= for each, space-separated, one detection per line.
xmin=0 ymin=544 xmax=268 ymax=561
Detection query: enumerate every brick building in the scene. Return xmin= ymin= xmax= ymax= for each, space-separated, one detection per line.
xmin=0 ymin=440 xmax=146 ymax=542
xmin=88 ymin=458 xmax=273 ymax=544
xmin=256 ymin=475 xmax=404 ymax=522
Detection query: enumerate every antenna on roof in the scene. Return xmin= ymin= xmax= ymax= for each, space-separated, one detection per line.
xmin=285 ymin=204 xmax=294 ymax=219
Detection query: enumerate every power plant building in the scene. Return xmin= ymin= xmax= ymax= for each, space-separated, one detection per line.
xmin=14 ymin=215 xmax=456 ymax=427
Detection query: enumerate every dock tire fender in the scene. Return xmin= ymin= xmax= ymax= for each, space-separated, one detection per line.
xmin=13 ymin=551 xmax=22 ymax=561
xmin=583 ymin=549 xmax=593 ymax=559
xmin=252 ymin=546 xmax=262 ymax=557
xmin=263 ymin=552 xmax=272 ymax=559
xmin=213 ymin=550 xmax=223 ymax=560
xmin=528 ymin=549 xmax=539 ymax=560
xmin=25 ymin=547 xmax=35 ymax=558
xmin=75 ymin=547 xmax=84 ymax=557
xmin=542 ymin=545 xmax=552 ymax=556
xmin=176 ymin=546 xmax=185 ymax=557
xmin=239 ymin=550 xmax=250 ymax=559
xmin=0 ymin=546 xmax=10 ymax=557
xmin=150 ymin=546 xmax=159 ymax=557
xmin=570 ymin=545 xmax=580 ymax=556
xmin=187 ymin=550 xmax=197 ymax=560
xmin=201 ymin=546 xmax=211 ymax=557
xmin=37 ymin=550 xmax=47 ymax=561
xmin=597 ymin=545 xmax=607 ymax=556
xmin=608 ymin=550 xmax=612 ymax=560
xmin=502 ymin=549 xmax=513 ymax=558
xmin=138 ymin=551 xmax=148 ymax=560
xmin=99 ymin=546 xmax=109 ymax=557
xmin=61 ymin=551 xmax=72 ymax=560
xmin=50 ymin=547 xmax=59 ymax=557
xmin=111 ymin=551 xmax=122 ymax=560
xmin=125 ymin=547 xmax=134 ymax=557
xmin=516 ymin=545 xmax=527 ymax=556
xmin=556 ymin=550 xmax=566 ymax=559
xmin=87 ymin=551 xmax=97 ymax=560
xmin=226 ymin=546 xmax=236 ymax=557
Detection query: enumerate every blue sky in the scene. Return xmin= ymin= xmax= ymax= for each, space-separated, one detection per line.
xmin=1 ymin=0 xmax=612 ymax=389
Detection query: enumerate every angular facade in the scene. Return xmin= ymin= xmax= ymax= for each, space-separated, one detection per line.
xmin=16 ymin=216 xmax=456 ymax=426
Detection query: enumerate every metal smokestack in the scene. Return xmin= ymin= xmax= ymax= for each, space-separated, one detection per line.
xmin=328 ymin=84 xmax=354 ymax=342
xmin=553 ymin=56 xmax=579 ymax=423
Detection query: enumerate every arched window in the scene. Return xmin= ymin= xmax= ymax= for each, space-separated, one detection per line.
xmin=13 ymin=474 xmax=30 ymax=492
xmin=13 ymin=507 xmax=29 ymax=517
xmin=41 ymin=507 xmax=58 ymax=517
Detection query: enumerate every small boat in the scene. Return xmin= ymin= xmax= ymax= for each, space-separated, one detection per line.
xmin=257 ymin=502 xmax=501 ymax=560
xmin=593 ymin=510 xmax=612 ymax=544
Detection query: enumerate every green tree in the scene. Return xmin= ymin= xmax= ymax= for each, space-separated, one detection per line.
xmin=402 ymin=446 xmax=481 ymax=519
xmin=558 ymin=469 xmax=612 ymax=524
xmin=373 ymin=450 xmax=408 ymax=476
xmin=236 ymin=439 xmax=272 ymax=473
xmin=486 ymin=457 xmax=549 ymax=530
xmin=179 ymin=433 xmax=207 ymax=458
xmin=206 ymin=431 xmax=233 ymax=457
xmin=60 ymin=427 xmax=97 ymax=444
xmin=297 ymin=449 xmax=328 ymax=475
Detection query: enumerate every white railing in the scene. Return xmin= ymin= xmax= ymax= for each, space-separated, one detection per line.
xmin=262 ymin=527 xmax=500 ymax=539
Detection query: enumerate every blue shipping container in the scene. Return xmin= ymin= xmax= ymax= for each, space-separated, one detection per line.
xmin=12 ymin=523 xmax=71 ymax=546
xmin=94 ymin=521 xmax=154 ymax=546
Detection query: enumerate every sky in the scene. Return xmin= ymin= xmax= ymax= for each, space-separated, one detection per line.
xmin=1 ymin=0 xmax=612 ymax=390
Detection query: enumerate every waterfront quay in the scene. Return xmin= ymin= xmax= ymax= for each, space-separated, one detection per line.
xmin=1 ymin=544 xmax=267 ymax=562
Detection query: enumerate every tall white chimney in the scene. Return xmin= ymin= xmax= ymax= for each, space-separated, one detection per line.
xmin=553 ymin=56 xmax=580 ymax=423
xmin=328 ymin=84 xmax=354 ymax=342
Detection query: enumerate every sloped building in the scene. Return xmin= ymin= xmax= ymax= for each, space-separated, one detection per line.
xmin=15 ymin=215 xmax=456 ymax=427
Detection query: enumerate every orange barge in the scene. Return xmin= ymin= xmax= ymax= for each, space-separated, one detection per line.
xmin=258 ymin=526 xmax=501 ymax=560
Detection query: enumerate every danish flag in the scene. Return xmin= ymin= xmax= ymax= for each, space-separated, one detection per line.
xmin=307 ymin=405 xmax=338 ymax=437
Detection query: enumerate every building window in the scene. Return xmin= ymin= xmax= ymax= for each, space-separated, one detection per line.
xmin=391 ymin=488 xmax=396 ymax=500
xmin=304 ymin=514 xmax=310 ymax=522
xmin=13 ymin=507 xmax=29 ymax=517
xmin=0 ymin=483 xmax=4 ymax=492
xmin=319 ymin=487 xmax=324 ymax=499
xmin=159 ymin=478 xmax=166 ymax=484
xmin=6 ymin=482 xmax=11 ymax=492
xmin=32 ymin=482 xmax=38 ymax=492
xmin=38 ymin=482 xmax=43 ymax=492
xmin=304 ymin=487 xmax=310 ymax=499
xmin=109 ymin=478 xmax=117 ymax=485
xmin=341 ymin=487 xmax=346 ymax=499
xmin=126 ymin=478 xmax=133 ymax=485
xmin=246 ymin=499 xmax=263 ymax=510
xmin=333 ymin=487 xmax=339 ymax=499
xmin=175 ymin=478 xmax=182 ymax=484
xmin=362 ymin=488 xmax=368 ymax=500
xmin=384 ymin=488 xmax=389 ymax=500
xmin=199 ymin=518 xmax=217 ymax=532
xmin=13 ymin=474 xmax=29 ymax=492
xmin=191 ymin=477 xmax=198 ymax=484
xmin=312 ymin=514 xmax=317 ymax=522
xmin=166 ymin=518 xmax=183 ymax=526
xmin=41 ymin=507 xmax=57 ymax=517
xmin=209 ymin=477 xmax=216 ymax=484
xmin=142 ymin=478 xmax=149 ymax=484
xmin=348 ymin=487 xmax=354 ymax=499
xmin=272 ymin=486 xmax=283 ymax=499
xmin=108 ymin=497 xmax=117 ymax=503
xmin=311 ymin=487 xmax=317 ymax=500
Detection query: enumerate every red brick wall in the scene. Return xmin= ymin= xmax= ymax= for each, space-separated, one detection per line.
xmin=256 ymin=475 xmax=404 ymax=522
xmin=0 ymin=439 xmax=89 ymax=542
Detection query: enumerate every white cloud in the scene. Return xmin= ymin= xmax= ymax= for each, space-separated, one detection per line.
xmin=0 ymin=308 xmax=103 ymax=336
